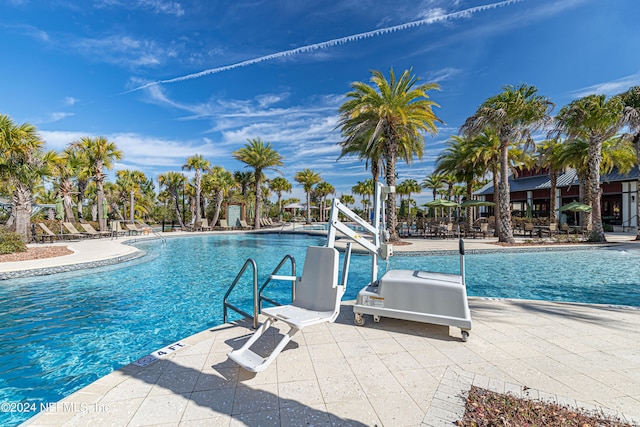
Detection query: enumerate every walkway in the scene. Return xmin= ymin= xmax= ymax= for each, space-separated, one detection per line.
xmin=5 ymin=229 xmax=640 ymax=426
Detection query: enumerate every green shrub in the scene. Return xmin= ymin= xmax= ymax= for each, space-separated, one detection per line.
xmin=0 ymin=228 xmax=27 ymax=254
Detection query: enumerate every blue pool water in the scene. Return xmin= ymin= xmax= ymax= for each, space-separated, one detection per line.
xmin=1 ymin=233 xmax=640 ymax=425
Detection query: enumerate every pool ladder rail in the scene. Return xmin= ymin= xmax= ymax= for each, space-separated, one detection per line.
xmin=223 ymin=254 xmax=297 ymax=330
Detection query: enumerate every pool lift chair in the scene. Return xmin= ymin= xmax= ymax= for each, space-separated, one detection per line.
xmin=227 ymin=183 xmax=471 ymax=372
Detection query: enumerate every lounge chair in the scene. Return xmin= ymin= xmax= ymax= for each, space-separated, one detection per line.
xmin=36 ymin=223 xmax=61 ymax=242
xmin=80 ymin=223 xmax=111 ymax=238
xmin=125 ymin=223 xmax=141 ymax=235
xmin=239 ymin=219 xmax=252 ymax=230
xmin=110 ymin=221 xmax=126 ymax=237
xmin=200 ymin=218 xmax=211 ymax=231
xmin=217 ymin=219 xmax=231 ymax=230
xmin=228 ymin=246 xmax=343 ymax=372
xmin=63 ymin=222 xmax=93 ymax=239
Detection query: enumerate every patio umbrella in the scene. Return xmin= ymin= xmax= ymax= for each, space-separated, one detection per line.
xmin=558 ymin=201 xmax=592 ymax=212
xmin=422 ymin=199 xmax=459 ymax=219
xmin=422 ymin=199 xmax=460 ymax=208
xmin=559 ymin=201 xmax=592 ymax=225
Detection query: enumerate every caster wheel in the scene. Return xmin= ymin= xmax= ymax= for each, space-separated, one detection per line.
xmin=373 ymin=315 xmax=381 ymax=323
xmin=461 ymin=331 xmax=469 ymax=342
xmin=354 ymin=313 xmax=365 ymax=326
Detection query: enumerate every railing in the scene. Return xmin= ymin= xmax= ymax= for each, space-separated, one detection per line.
xmin=223 ymin=259 xmax=259 ymax=329
xmin=259 ymin=255 xmax=296 ymax=310
xmin=622 ymin=215 xmax=638 ymax=233
xmin=222 ymin=255 xmax=297 ymax=330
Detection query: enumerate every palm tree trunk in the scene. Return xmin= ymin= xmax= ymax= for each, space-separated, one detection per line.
xmin=588 ymin=138 xmax=606 ymax=242
xmin=97 ymin=181 xmax=106 ymax=231
xmin=499 ymin=142 xmax=515 ymax=243
xmin=212 ymin=190 xmax=224 ymax=227
xmin=549 ymin=170 xmax=557 ymax=223
xmin=129 ymin=190 xmax=135 ymax=223
xmin=11 ymin=185 xmax=32 ymax=242
xmin=254 ymin=174 xmax=262 ymax=230
xmin=466 ymin=183 xmax=473 ymax=230
xmin=492 ymin=164 xmax=500 ymax=237
xmin=385 ymin=147 xmax=399 ymax=242
xmin=306 ymin=191 xmax=312 ymax=223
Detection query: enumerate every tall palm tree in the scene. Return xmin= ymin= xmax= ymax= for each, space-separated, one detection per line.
xmin=294 ymin=169 xmax=322 ymax=223
xmin=116 ymin=169 xmax=148 ymax=223
xmin=62 ymin=145 xmax=92 ymax=222
xmin=268 ymin=176 xmax=292 ymax=221
xmin=232 ymin=137 xmax=284 ymax=230
xmin=158 ymin=171 xmax=187 ymax=227
xmin=0 ymin=114 xmax=50 ymax=240
xmin=462 ymin=84 xmax=553 ymax=243
xmin=337 ymin=68 xmax=442 ymax=241
xmin=71 ymin=136 xmax=123 ymax=231
xmin=341 ymin=194 xmax=355 ymax=209
xmin=399 ymin=179 xmax=421 ymax=224
xmin=551 ymin=94 xmax=624 ymax=242
xmin=536 ymin=139 xmax=565 ymax=224
xmin=183 ymin=154 xmax=210 ymax=223
xmin=50 ymin=150 xmax=77 ymax=222
xmin=203 ymin=166 xmax=235 ymax=227
xmin=436 ymin=137 xmax=478 ymax=228
xmin=315 ymin=181 xmax=335 ymax=222
xmin=422 ymin=173 xmax=444 ymax=202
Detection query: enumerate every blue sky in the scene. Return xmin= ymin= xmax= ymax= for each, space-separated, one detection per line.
xmin=2 ymin=0 xmax=640 ymax=206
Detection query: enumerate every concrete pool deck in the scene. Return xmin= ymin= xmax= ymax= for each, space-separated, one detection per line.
xmin=5 ymin=229 xmax=640 ymax=426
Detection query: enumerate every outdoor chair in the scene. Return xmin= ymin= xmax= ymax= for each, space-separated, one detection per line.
xmin=199 ymin=218 xmax=211 ymax=231
xmin=63 ymin=222 xmax=93 ymax=239
xmin=80 ymin=223 xmax=111 ymax=238
xmin=239 ymin=219 xmax=252 ymax=230
xmin=110 ymin=221 xmax=126 ymax=237
xmin=35 ymin=223 xmax=60 ymax=243
xmin=560 ymin=223 xmax=571 ymax=235
xmin=228 ymin=246 xmax=343 ymax=373
xmin=524 ymin=222 xmax=534 ymax=237
xmin=125 ymin=223 xmax=142 ymax=235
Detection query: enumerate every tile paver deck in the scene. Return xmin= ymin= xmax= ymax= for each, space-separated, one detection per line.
xmin=23 ymin=298 xmax=640 ymax=426
xmin=7 ymin=229 xmax=640 ymax=426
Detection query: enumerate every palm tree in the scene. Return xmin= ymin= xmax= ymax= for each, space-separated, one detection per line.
xmin=619 ymin=86 xmax=640 ymax=238
xmin=0 ymin=114 xmax=50 ymax=240
xmin=71 ymin=136 xmax=123 ymax=231
xmin=183 ymin=154 xmax=210 ymax=223
xmin=116 ymin=169 xmax=148 ymax=223
xmin=315 ymin=181 xmax=335 ymax=222
xmin=399 ymin=179 xmax=421 ymax=224
xmin=551 ymin=94 xmax=625 ymax=242
xmin=422 ymin=173 xmax=444 ymax=201
xmin=268 ymin=176 xmax=292 ymax=221
xmin=436 ymin=137 xmax=478 ymax=228
xmin=294 ymin=169 xmax=322 ymax=223
xmin=337 ymin=68 xmax=442 ymax=241
xmin=158 ymin=171 xmax=187 ymax=227
xmin=50 ymin=150 xmax=77 ymax=222
xmin=341 ymin=194 xmax=355 ymax=209
xmin=204 ymin=166 xmax=235 ymax=227
xmin=462 ymin=84 xmax=553 ymax=243
xmin=62 ymin=145 xmax=92 ymax=222
xmin=536 ymin=139 xmax=565 ymax=224
xmin=232 ymin=137 xmax=284 ymax=230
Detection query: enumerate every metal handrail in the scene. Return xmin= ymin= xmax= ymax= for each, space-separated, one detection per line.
xmin=258 ymin=255 xmax=296 ymax=310
xmin=223 ymin=258 xmax=259 ymax=329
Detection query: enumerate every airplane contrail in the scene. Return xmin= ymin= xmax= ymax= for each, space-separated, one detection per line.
xmin=127 ymin=0 xmax=524 ymax=93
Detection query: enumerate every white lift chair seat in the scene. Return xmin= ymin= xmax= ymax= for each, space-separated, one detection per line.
xmin=228 ymin=246 xmax=343 ymax=372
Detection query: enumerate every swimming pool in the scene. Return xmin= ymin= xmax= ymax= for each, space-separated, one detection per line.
xmin=1 ymin=233 xmax=639 ymax=425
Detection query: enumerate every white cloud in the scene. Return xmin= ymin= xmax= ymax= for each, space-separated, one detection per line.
xmin=63 ymin=97 xmax=79 ymax=107
xmin=96 ymin=0 xmax=185 ymax=16
xmin=567 ymin=71 xmax=640 ymax=99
